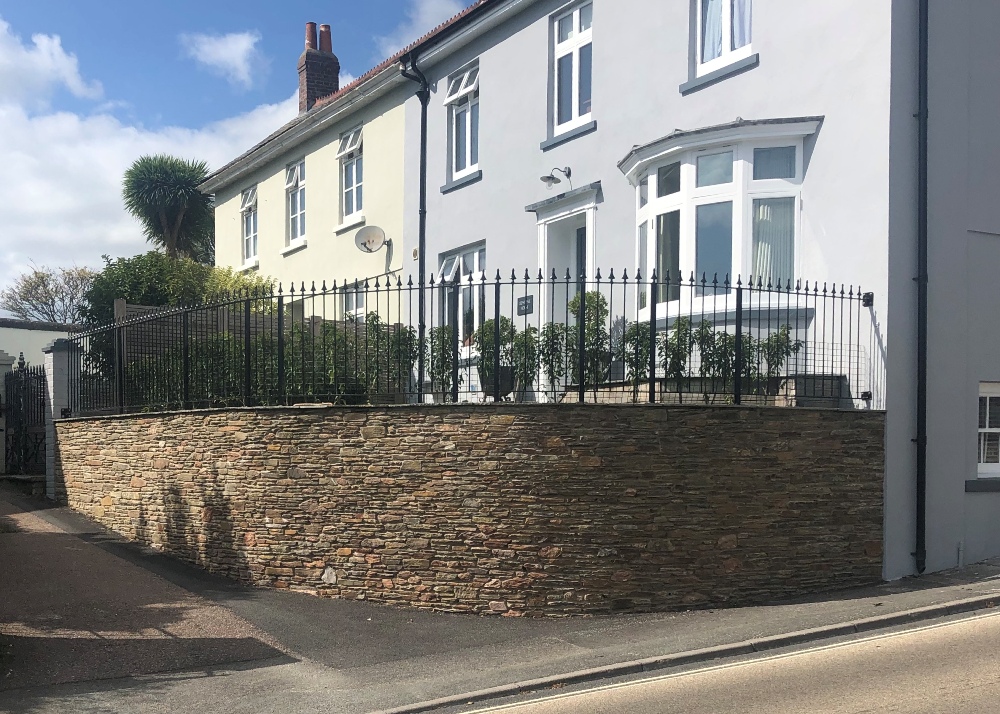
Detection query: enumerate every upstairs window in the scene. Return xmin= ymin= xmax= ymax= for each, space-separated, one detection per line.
xmin=337 ymin=126 xmax=364 ymax=219
xmin=553 ymin=2 xmax=593 ymax=132
xmin=240 ymin=186 xmax=258 ymax=262
xmin=445 ymin=64 xmax=480 ymax=180
xmin=698 ymin=0 xmax=752 ymax=76
xmin=285 ymin=160 xmax=306 ymax=243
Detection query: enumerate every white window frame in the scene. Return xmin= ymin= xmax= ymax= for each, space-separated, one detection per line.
xmin=445 ymin=64 xmax=481 ymax=181
xmin=979 ymin=383 xmax=1000 ymax=477
xmin=552 ymin=2 xmax=593 ymax=134
xmin=438 ymin=244 xmax=487 ymax=356
xmin=240 ymin=186 xmax=258 ymax=265
xmin=337 ymin=126 xmax=364 ymax=221
xmin=696 ymin=0 xmax=754 ymax=78
xmin=633 ymin=139 xmax=802 ymax=318
xmin=285 ymin=160 xmax=306 ymax=244
xmin=342 ymin=281 xmax=366 ymax=319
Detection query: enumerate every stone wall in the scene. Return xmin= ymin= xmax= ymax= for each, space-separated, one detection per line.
xmin=53 ymin=405 xmax=885 ymax=616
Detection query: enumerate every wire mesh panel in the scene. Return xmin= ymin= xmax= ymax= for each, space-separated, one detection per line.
xmin=64 ymin=272 xmax=884 ymax=416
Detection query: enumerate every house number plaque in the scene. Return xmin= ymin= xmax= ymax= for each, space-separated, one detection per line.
xmin=517 ymin=296 xmax=534 ymax=316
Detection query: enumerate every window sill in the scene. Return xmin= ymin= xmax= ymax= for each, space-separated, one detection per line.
xmin=540 ymin=120 xmax=597 ymax=152
xmin=239 ymin=259 xmax=259 ymax=273
xmin=679 ymin=53 xmax=760 ymax=96
xmin=281 ymin=239 xmax=308 ymax=257
xmin=966 ymin=478 xmax=1000 ymax=492
xmin=335 ymin=214 xmax=366 ymax=234
xmin=441 ymin=169 xmax=483 ymax=194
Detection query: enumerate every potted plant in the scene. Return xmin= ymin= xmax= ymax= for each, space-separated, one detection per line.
xmin=474 ymin=317 xmax=515 ymax=400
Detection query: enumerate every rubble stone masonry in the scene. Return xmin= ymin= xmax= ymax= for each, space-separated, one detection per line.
xmin=53 ymin=405 xmax=885 ymax=616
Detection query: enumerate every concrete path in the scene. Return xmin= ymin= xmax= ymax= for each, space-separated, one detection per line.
xmin=2 ymin=484 xmax=1000 ymax=714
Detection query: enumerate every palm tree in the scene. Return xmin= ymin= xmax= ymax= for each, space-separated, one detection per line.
xmin=122 ymin=155 xmax=215 ymax=264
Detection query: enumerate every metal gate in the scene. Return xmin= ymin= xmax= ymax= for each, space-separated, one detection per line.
xmin=3 ymin=356 xmax=46 ymax=475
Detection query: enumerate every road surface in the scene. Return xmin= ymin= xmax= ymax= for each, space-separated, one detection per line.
xmin=470 ymin=612 xmax=1000 ymax=714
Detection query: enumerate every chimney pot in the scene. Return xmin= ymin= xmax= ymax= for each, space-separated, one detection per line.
xmin=319 ymin=24 xmax=332 ymax=53
xmin=298 ymin=21 xmax=340 ymax=113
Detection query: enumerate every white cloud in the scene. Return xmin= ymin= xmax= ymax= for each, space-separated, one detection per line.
xmin=179 ymin=31 xmax=264 ymax=90
xmin=0 ymin=18 xmax=102 ymax=107
xmin=374 ymin=0 xmax=466 ymax=58
xmin=0 ymin=20 xmax=298 ymax=302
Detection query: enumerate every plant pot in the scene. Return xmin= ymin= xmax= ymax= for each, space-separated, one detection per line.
xmin=479 ymin=365 xmax=515 ymax=399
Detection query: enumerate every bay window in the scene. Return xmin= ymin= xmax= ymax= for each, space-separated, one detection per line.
xmin=632 ymin=139 xmax=803 ymax=308
xmin=553 ymin=2 xmax=593 ymax=132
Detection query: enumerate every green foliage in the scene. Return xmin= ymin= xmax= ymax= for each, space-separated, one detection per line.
xmin=659 ymin=317 xmax=698 ymax=400
xmin=510 ymin=326 xmax=539 ymax=401
xmin=427 ymin=325 xmax=462 ymax=397
xmin=80 ymin=252 xmax=274 ymax=326
xmin=119 ymin=310 xmax=420 ymax=410
xmin=619 ymin=320 xmax=652 ymax=403
xmin=473 ymin=316 xmax=516 ymax=397
xmin=122 ymin=155 xmax=214 ymax=263
xmin=567 ymin=290 xmax=610 ymax=395
xmin=538 ymin=322 xmax=569 ymax=400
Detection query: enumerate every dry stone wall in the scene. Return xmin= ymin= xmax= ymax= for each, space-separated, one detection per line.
xmin=53 ymin=404 xmax=884 ymax=616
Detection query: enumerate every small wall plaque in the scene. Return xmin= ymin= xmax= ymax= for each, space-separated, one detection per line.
xmin=517 ymin=295 xmax=534 ymax=317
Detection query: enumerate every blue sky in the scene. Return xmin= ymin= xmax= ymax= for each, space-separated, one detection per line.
xmin=0 ymin=0 xmax=474 ymax=300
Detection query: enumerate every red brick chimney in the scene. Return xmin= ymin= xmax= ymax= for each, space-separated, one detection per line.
xmin=298 ymin=22 xmax=340 ymax=113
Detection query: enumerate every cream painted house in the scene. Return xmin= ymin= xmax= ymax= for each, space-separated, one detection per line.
xmin=203 ymin=22 xmax=410 ymax=304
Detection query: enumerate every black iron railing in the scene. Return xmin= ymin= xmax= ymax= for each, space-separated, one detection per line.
xmin=65 ymin=271 xmax=885 ymax=416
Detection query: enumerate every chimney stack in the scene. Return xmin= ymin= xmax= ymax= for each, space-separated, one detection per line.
xmin=298 ymin=21 xmax=340 ymax=114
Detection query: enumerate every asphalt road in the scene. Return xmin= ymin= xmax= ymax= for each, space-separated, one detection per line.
xmin=469 ymin=612 xmax=1000 ymax=714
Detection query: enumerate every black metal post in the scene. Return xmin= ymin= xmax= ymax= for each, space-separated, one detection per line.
xmin=243 ymin=298 xmax=252 ymax=404
xmin=182 ymin=312 xmax=190 ymax=408
xmin=115 ymin=326 xmax=126 ymax=414
xmin=493 ymin=276 xmax=501 ymax=400
xmin=733 ymin=285 xmax=743 ymax=405
xmin=401 ymin=54 xmax=430 ymax=403
xmin=648 ymin=274 xmax=658 ymax=404
xmin=450 ymin=280 xmax=460 ymax=403
xmin=277 ymin=294 xmax=286 ymax=405
xmin=578 ymin=284 xmax=586 ymax=404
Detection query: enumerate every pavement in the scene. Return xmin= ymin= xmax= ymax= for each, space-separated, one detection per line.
xmin=2 ymin=482 xmax=1000 ymax=713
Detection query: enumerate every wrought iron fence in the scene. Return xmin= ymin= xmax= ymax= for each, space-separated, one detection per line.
xmin=4 ymin=356 xmax=47 ymax=474
xmin=66 ymin=270 xmax=885 ymax=417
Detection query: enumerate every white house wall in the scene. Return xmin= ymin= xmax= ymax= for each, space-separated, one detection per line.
xmin=405 ymin=0 xmax=892 ymax=303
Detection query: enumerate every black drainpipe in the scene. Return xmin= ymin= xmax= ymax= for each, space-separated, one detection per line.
xmin=401 ymin=53 xmax=430 ymax=402
xmin=915 ymin=0 xmax=929 ymax=574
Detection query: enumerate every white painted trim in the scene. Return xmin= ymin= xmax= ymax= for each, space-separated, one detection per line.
xmin=334 ymin=214 xmax=367 ymax=235
xmin=281 ymin=238 xmax=308 ymax=256
xmin=620 ymin=120 xmax=821 ymax=186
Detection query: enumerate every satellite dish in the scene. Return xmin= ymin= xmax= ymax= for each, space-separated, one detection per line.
xmin=355 ymin=225 xmax=388 ymax=253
